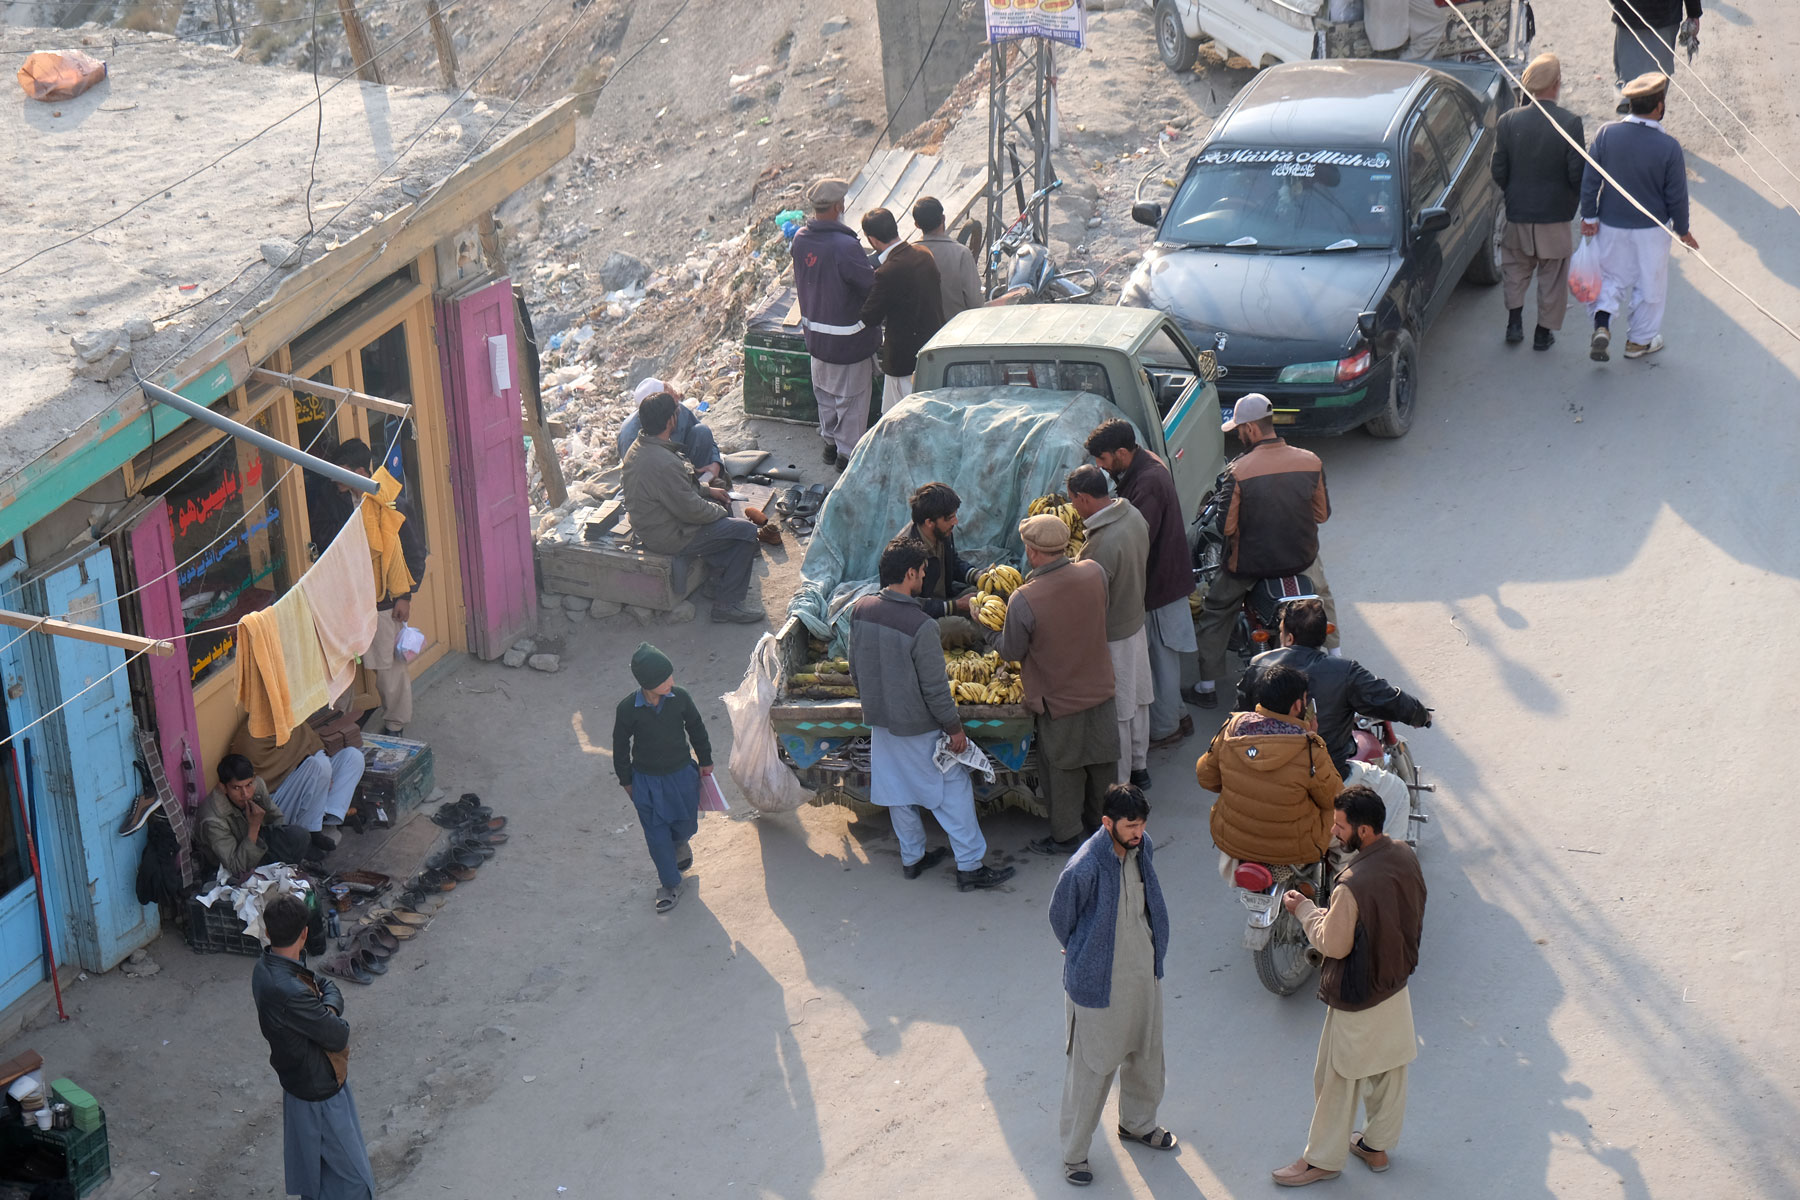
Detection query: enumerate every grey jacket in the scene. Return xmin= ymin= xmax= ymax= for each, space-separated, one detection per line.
xmin=620 ymin=436 xmax=727 ymax=555
xmin=197 ymin=779 xmax=286 ymax=876
xmin=1076 ymin=499 xmax=1150 ymax=641
xmin=848 ymin=589 xmax=961 ymax=738
xmin=918 ymin=233 xmax=985 ymax=320
xmin=1492 ymin=99 xmax=1585 ymax=225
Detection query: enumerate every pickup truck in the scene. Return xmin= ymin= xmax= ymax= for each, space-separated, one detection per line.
xmin=767 ymin=305 xmax=1223 ymax=816
xmin=1150 ymin=0 xmax=1531 ymax=74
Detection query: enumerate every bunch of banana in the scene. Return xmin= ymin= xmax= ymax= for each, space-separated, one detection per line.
xmin=976 ymin=564 xmax=1024 ymax=598
xmin=943 ymin=651 xmax=994 ymax=684
xmin=952 ymin=680 xmax=1006 ymax=705
xmin=801 ymin=659 xmax=852 ymax=676
xmin=1027 ymin=493 xmax=1067 ymax=517
xmin=973 ymin=592 xmax=1008 ymax=631
xmin=1026 ymin=493 xmax=1087 ymax=556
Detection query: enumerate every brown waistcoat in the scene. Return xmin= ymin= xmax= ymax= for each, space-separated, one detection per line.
xmin=1319 ymin=836 xmax=1426 ymax=1012
xmin=1014 ymin=557 xmax=1114 ymax=718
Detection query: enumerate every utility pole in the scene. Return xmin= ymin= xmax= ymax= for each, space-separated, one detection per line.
xmin=426 ymin=0 xmax=459 ymax=89
xmin=337 ymin=0 xmax=384 ymax=84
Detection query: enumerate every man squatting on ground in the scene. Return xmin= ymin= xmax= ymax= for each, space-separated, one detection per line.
xmin=791 ymin=176 xmax=880 ymax=470
xmin=199 ymin=754 xmax=320 ymax=873
xmin=996 ymin=514 xmax=1119 ymax=857
xmin=848 ymin=538 xmax=1014 ymax=891
xmin=613 ymin=642 xmax=712 ymax=914
xmin=1049 ymin=783 xmax=1176 ymax=1188
xmin=893 ymin=481 xmax=982 ymax=644
xmin=1066 ymin=464 xmax=1155 ymax=790
xmin=252 ymin=894 xmax=377 ymax=1200
xmin=1272 ymin=786 xmax=1427 ymax=1188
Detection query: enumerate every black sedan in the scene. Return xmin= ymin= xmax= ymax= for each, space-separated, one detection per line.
xmin=1120 ymin=59 xmax=1511 ymax=438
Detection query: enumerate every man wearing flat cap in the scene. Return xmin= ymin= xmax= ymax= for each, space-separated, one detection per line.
xmin=1611 ymin=0 xmax=1701 ymax=110
xmin=792 ymin=177 xmax=881 ymax=471
xmin=996 ymin=514 xmax=1118 ymax=856
xmin=1491 ymin=53 xmax=1585 ymax=351
xmin=1580 ymin=72 xmax=1699 ymax=362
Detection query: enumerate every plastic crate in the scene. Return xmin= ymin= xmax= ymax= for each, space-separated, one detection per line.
xmin=184 ymin=895 xmax=262 ymax=956
xmin=4 ymin=1108 xmax=106 ymax=1197
xmin=742 ymin=287 xmax=881 ymax=426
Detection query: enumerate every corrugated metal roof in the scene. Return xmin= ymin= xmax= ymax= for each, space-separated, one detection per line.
xmin=844 ymin=149 xmax=986 ymax=229
xmin=923 ymin=305 xmax=1165 ymax=354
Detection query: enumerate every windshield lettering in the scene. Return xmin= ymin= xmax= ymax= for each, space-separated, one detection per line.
xmin=1198 ymin=147 xmax=1392 ymax=169
xmin=1167 ymin=146 xmax=1398 ymax=251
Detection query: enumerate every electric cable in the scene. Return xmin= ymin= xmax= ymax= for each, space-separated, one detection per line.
xmin=868 ymin=0 xmax=959 ymax=152
xmin=565 ymin=0 xmax=693 ymax=103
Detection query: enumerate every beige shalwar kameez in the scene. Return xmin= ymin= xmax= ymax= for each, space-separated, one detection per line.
xmin=1060 ymin=846 xmax=1166 ymax=1168
xmin=1294 ymin=889 xmax=1416 ymax=1171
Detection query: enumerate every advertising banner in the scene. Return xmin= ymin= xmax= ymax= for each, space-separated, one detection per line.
xmin=985 ymin=0 xmax=1087 ymax=49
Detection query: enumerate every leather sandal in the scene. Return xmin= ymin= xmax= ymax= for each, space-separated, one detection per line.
xmin=453 ymin=836 xmax=497 ymax=860
xmin=1349 ymin=1132 xmax=1390 ymax=1173
xmin=1064 ymin=1161 xmax=1093 ymax=1187
xmin=1271 ymin=1159 xmax=1340 ymax=1187
xmin=318 ymin=953 xmax=371 ymax=985
xmin=369 ymin=908 xmax=428 ymax=927
xmin=411 ymin=868 xmax=456 ymax=893
xmin=356 ymin=926 xmax=399 ymax=954
xmin=1118 ymin=1125 xmax=1178 ymax=1151
xmin=446 ymin=864 xmax=478 ymax=883
xmin=353 ymin=948 xmax=387 ymax=976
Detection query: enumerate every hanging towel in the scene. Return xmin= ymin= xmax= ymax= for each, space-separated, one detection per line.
xmin=301 ymin=515 xmax=378 ymax=696
xmin=237 ymin=587 xmax=332 ymax=745
xmin=361 ymin=467 xmax=416 ymax=604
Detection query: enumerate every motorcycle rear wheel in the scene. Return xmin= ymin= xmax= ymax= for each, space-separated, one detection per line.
xmin=1389 ymin=740 xmax=1423 ymax=848
xmin=1254 ymin=909 xmax=1316 ymax=996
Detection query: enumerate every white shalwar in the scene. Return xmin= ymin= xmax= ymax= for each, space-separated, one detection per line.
xmin=1589 ymin=223 xmax=1671 ymax=344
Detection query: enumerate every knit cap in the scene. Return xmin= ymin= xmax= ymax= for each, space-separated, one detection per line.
xmin=630 ymin=642 xmax=674 ymax=688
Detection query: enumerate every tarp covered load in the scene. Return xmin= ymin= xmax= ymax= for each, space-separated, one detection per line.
xmin=788 ymin=387 xmax=1136 ymax=648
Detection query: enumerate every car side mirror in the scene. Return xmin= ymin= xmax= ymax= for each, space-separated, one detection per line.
xmin=1131 ymin=202 xmax=1163 ymax=228
xmin=1356 ymin=311 xmax=1378 ymax=343
xmin=1413 ymin=207 xmax=1451 ymax=236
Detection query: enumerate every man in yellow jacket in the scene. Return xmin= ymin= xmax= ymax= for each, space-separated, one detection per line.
xmin=331 ymin=439 xmax=423 ymax=735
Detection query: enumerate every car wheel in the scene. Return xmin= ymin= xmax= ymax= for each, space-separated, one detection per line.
xmin=1156 ymin=0 xmax=1200 ymax=73
xmin=1463 ymin=202 xmax=1504 ymax=286
xmin=1364 ymin=331 xmax=1417 ymax=439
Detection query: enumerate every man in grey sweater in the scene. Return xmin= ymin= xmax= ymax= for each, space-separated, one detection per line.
xmin=849 ymin=538 xmax=1014 ymax=891
xmin=1067 ymin=465 xmax=1155 ymax=790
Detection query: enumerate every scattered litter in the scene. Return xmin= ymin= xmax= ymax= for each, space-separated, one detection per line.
xmin=522 ymin=1074 xmax=537 ymax=1082
xmin=1557 ymin=846 xmax=1603 ymax=855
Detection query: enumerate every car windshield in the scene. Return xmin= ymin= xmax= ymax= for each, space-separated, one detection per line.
xmin=1164 ymin=147 xmax=1398 ymax=251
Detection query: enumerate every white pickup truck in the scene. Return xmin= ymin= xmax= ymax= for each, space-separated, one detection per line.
xmin=1148 ymin=0 xmax=1531 ymax=73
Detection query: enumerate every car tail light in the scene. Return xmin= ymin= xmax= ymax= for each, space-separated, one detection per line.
xmin=1335 ymin=347 xmax=1372 ymax=382
xmin=1326 ymin=622 xmax=1336 ymax=635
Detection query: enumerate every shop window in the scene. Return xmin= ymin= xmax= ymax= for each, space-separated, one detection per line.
xmin=158 ymin=415 xmax=291 ymax=688
xmin=298 ymin=366 xmax=354 ymax=556
xmin=361 ymin=323 xmax=428 ymax=554
xmin=0 ymin=710 xmax=28 ymax=897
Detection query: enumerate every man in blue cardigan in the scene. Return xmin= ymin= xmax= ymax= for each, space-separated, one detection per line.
xmin=1048 ymin=784 xmax=1176 ymax=1187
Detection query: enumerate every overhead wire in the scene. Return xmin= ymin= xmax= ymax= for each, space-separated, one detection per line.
xmin=1444 ymin=2 xmax=1800 ymax=347
xmin=565 ymin=0 xmax=692 ymax=102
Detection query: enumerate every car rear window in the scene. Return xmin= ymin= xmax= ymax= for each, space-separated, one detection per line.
xmin=940 ymin=360 xmax=1114 ymax=400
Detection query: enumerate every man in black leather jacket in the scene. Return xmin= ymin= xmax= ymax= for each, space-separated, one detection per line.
xmin=251 ymin=895 xmax=375 ymax=1199
xmin=1236 ymin=599 xmax=1429 ymax=778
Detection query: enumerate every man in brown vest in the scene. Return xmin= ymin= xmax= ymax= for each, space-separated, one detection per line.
xmin=1272 ymin=785 xmax=1426 ymax=1187
xmin=995 ymin=514 xmax=1118 ymax=855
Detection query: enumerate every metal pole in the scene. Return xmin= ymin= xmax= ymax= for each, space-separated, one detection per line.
xmin=139 ymin=379 xmax=378 ymax=496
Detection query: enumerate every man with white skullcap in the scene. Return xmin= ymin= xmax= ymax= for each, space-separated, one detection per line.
xmin=615 ymin=377 xmax=723 ymax=483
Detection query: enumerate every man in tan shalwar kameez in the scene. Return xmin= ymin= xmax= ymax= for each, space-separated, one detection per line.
xmin=1273 ymin=785 xmax=1428 ymax=1187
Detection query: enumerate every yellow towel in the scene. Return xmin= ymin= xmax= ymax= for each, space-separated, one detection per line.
xmin=360 ymin=467 xmax=416 ymax=603
xmin=301 ymin=515 xmax=378 ymax=697
xmin=237 ymin=587 xmax=332 ymax=746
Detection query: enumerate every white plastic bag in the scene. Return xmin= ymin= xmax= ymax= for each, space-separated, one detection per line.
xmin=395 ymin=623 xmax=425 ymax=662
xmin=1568 ymin=236 xmax=1602 ymax=305
xmin=724 ymin=634 xmax=809 ymax=813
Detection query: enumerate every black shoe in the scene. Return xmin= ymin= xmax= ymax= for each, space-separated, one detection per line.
xmin=309 ymin=830 xmax=339 ymax=854
xmin=902 ymin=846 xmax=950 ymax=879
xmin=1028 ymin=835 xmax=1084 ymax=856
xmin=1505 ymin=312 xmax=1524 ymax=344
xmin=1590 ymin=325 xmax=1611 ymax=362
xmin=1129 ymin=769 xmax=1153 ymax=790
xmin=957 ymin=863 xmax=1017 ymax=892
xmin=822 ymin=443 xmax=838 ymax=465
xmin=1186 ymin=685 xmax=1218 ymax=709
xmin=710 ymin=603 xmax=767 ymax=624
xmin=1533 ymin=326 xmax=1555 ymax=351
xmin=834 ymin=456 xmax=847 ymax=474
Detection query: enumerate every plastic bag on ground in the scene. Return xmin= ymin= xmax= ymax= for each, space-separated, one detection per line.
xmin=17 ymin=50 xmax=107 ymax=102
xmin=724 ymin=633 xmax=809 ymax=813
xmin=1567 ymin=236 xmax=1602 ymax=305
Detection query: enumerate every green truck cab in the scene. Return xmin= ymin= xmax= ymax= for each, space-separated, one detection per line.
xmin=769 ymin=305 xmax=1224 ymax=816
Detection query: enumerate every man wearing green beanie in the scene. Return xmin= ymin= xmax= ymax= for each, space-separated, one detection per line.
xmin=612 ymin=643 xmax=714 ymax=912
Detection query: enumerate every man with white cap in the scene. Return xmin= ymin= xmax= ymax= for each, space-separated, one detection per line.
xmin=1189 ymin=394 xmax=1336 ymax=712
xmin=1491 ymin=53 xmax=1585 ymax=351
xmin=792 ymin=176 xmax=881 ymax=470
xmin=1580 ymin=71 xmax=1699 ymax=362
xmin=615 ymin=378 xmax=722 ymax=483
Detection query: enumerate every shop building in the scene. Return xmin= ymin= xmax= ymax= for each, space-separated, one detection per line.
xmin=0 ymin=36 xmax=571 ymax=1017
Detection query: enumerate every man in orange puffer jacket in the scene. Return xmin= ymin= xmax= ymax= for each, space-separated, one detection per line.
xmin=1196 ymin=663 xmax=1341 ymax=867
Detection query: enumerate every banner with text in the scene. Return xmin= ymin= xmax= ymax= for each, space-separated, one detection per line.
xmin=985 ymin=0 xmax=1087 ymax=49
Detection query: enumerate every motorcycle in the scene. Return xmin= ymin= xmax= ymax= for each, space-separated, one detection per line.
xmin=985 ymin=177 xmax=1098 ymax=304
xmin=1233 ymin=858 xmax=1331 ymax=997
xmin=1192 ymin=469 xmax=1327 ymax=662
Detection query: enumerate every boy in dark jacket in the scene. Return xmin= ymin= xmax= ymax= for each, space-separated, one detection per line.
xmin=251 ymin=894 xmax=375 ymax=1200
xmin=612 ymin=643 xmax=713 ymax=912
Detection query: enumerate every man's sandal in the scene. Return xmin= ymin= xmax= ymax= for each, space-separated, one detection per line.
xmin=1118 ymin=1126 xmax=1178 ymax=1150
xmin=654 ymin=886 xmax=681 ymax=913
xmin=1064 ymin=1161 xmax=1094 ymax=1187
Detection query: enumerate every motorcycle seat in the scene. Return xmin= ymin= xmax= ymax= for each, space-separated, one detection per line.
xmin=1350 ymin=728 xmax=1383 ymax=764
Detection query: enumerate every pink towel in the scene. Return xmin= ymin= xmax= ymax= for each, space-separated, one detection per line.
xmin=301 ymin=516 xmax=378 ymax=698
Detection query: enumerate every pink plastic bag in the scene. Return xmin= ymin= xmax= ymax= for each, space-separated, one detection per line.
xmin=1568 ymin=236 xmax=1602 ymax=305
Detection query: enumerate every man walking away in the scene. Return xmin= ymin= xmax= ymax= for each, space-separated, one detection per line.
xmin=1581 ymin=72 xmax=1699 ymax=363
xmin=913 ymin=195 xmax=985 ymax=321
xmin=1049 ymin=783 xmax=1176 ymax=1188
xmin=1272 ymin=786 xmax=1426 ymax=1187
xmin=1187 ymin=395 xmax=1336 ymax=710
xmin=1492 ymin=53 xmax=1585 ymax=351
xmin=252 ymin=894 xmax=377 ymax=1200
xmin=996 ymin=515 xmax=1118 ymax=856
xmin=1067 ymin=465 xmax=1154 ymax=790
xmin=619 ymin=391 xmax=764 ymax=623
xmin=859 ymin=206 xmax=945 ymax=413
xmin=1084 ymin=420 xmax=1195 ymax=750
xmin=792 ymin=177 xmax=881 ymax=469
xmin=849 ymin=539 xmax=1015 ymax=891
xmin=1611 ymin=0 xmax=1701 ymax=107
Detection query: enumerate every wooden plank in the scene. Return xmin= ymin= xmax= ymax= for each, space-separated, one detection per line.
xmin=514 ymin=306 xmax=568 ymax=508
xmin=0 ymin=608 xmax=175 ymax=657
xmin=336 ymin=0 xmax=384 ymax=84
xmin=249 ymin=367 xmax=412 ymax=417
xmin=850 ymin=150 xmax=914 ymax=217
xmin=426 ymin=0 xmax=458 ymax=88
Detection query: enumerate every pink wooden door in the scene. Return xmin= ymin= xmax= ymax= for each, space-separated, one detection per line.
xmin=436 ymin=277 xmax=536 ymax=659
xmin=129 ymin=501 xmax=205 ymax=812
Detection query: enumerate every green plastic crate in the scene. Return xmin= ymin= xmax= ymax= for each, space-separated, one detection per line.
xmin=742 ymin=289 xmax=881 ymax=427
xmin=48 ymin=1082 xmax=98 ymax=1133
xmin=14 ymin=1105 xmax=109 ymax=1197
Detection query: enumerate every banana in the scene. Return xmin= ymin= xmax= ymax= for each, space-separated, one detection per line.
xmin=975 ymin=593 xmax=1008 ymax=631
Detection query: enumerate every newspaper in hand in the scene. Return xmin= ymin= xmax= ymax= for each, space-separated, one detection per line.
xmin=933 ymin=732 xmax=996 ymax=782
